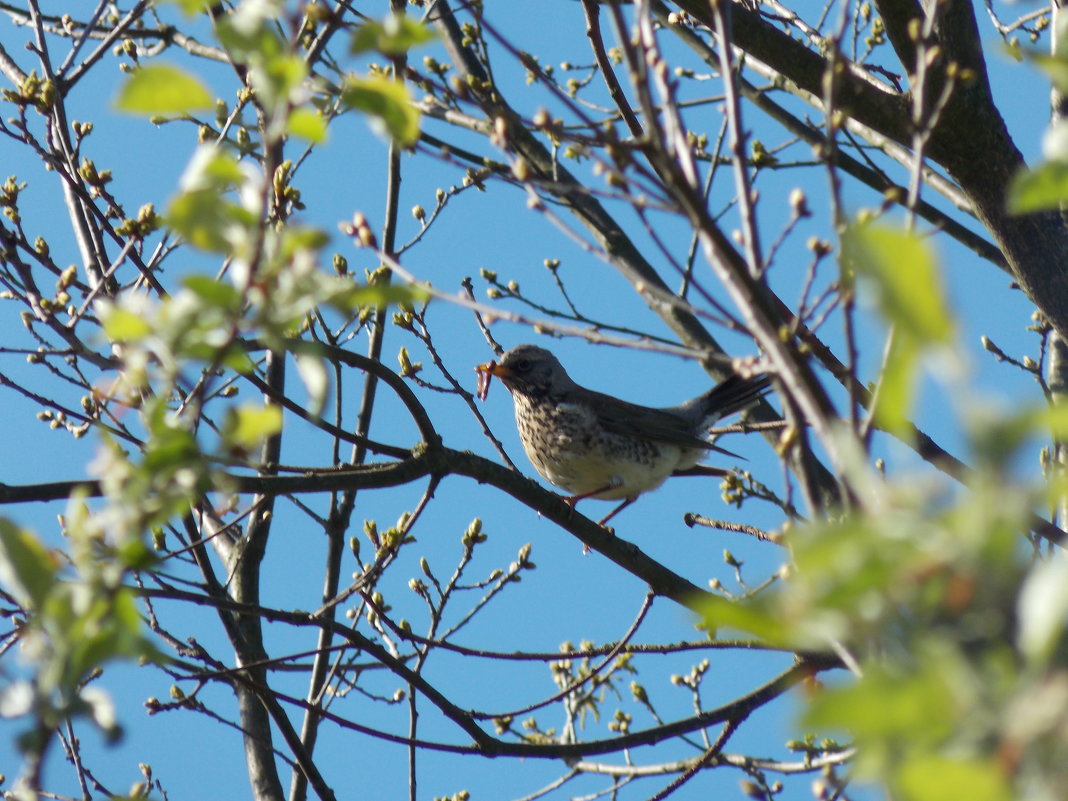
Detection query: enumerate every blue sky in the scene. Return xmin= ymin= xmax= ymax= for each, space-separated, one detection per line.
xmin=0 ymin=1 xmax=1054 ymax=799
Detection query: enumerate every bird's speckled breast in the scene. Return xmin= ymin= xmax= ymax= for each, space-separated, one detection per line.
xmin=512 ymin=394 xmax=686 ymax=499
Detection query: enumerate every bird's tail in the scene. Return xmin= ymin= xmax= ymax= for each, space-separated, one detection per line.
xmin=693 ymin=373 xmax=772 ymax=427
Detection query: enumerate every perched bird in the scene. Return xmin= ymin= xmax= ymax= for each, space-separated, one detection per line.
xmin=476 ymin=344 xmax=771 ymax=525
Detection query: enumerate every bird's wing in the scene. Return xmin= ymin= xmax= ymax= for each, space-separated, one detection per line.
xmin=588 ymin=392 xmax=718 ymax=451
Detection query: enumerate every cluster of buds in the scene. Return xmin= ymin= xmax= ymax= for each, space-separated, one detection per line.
xmin=340 ymin=211 xmax=378 ymax=248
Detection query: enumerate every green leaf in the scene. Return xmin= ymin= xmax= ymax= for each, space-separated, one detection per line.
xmin=694 ymin=593 xmax=789 ymax=643
xmin=1017 ymin=555 xmax=1068 ymax=665
xmin=872 ymin=334 xmax=918 ymax=436
xmin=0 ymin=520 xmax=58 ymax=609
xmin=805 ymin=663 xmax=957 ymax=745
xmin=287 ymin=107 xmax=328 ymax=143
xmin=186 ymin=148 xmax=246 ymax=187
xmin=351 ymin=14 xmax=436 ymax=56
xmin=225 ymin=404 xmax=283 ymax=447
xmin=896 ymin=756 xmax=1010 ymax=801
xmin=842 ymin=222 xmax=952 ymax=344
xmin=220 ymin=345 xmax=256 ymax=375
xmin=167 ymin=190 xmax=254 ymax=253
xmin=1007 ymin=162 xmax=1068 ymax=214
xmin=1011 ymin=48 xmax=1068 ymax=94
xmin=342 ymin=77 xmax=420 ymax=146
xmin=115 ymin=64 xmax=213 ymax=115
xmin=217 ymin=18 xmax=304 ymax=110
xmin=295 ymin=353 xmax=329 ymax=418
xmin=101 ymin=305 xmax=153 ymax=343
xmin=279 ymin=225 xmax=331 ymax=258
xmin=163 ymin=0 xmax=213 ymax=13
xmin=217 ymin=16 xmax=284 ymax=63
xmin=334 ymin=282 xmax=430 ymax=310
xmin=259 ymin=53 xmax=308 ymax=106
xmin=182 ymin=275 xmax=242 ymax=309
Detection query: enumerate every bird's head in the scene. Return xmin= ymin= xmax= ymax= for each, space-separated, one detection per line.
xmin=476 ymin=344 xmax=573 ymax=399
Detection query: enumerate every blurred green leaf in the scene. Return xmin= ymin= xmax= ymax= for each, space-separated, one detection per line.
xmin=168 ymin=190 xmax=255 ymax=253
xmin=280 ymin=225 xmax=331 ymax=258
xmin=351 ymin=14 xmax=436 ymax=56
xmin=1008 ymin=162 xmax=1068 ymax=214
xmin=1012 ymin=48 xmax=1068 ymax=95
xmin=842 ymin=223 xmax=952 ymax=344
xmin=217 ymin=17 xmax=305 ymax=110
xmin=64 ymin=588 xmax=158 ymax=690
xmin=694 ymin=593 xmax=789 ymax=643
xmin=335 ymin=282 xmax=429 ymax=310
xmin=225 ymin=404 xmax=283 ymax=448
xmin=217 ymin=16 xmax=284 ymax=63
xmin=101 ymin=305 xmax=153 ymax=343
xmin=0 ymin=520 xmax=58 ymax=609
xmin=287 ymin=108 xmax=328 ymax=143
xmin=115 ymin=64 xmax=213 ymax=115
xmin=164 ymin=0 xmax=213 ymax=13
xmin=896 ymin=755 xmax=1010 ymax=801
xmin=872 ymin=335 xmax=918 ymax=436
xmin=220 ymin=344 xmax=256 ymax=374
xmin=182 ymin=275 xmax=242 ymax=309
xmin=1017 ymin=555 xmax=1068 ymax=665
xmin=260 ymin=53 xmax=308 ymax=106
xmin=143 ymin=408 xmax=201 ymax=474
xmin=295 ymin=352 xmax=329 ymax=417
xmin=805 ymin=663 xmax=957 ymax=745
xmin=187 ymin=148 xmax=245 ymax=186
xmin=342 ymin=77 xmax=420 ymax=146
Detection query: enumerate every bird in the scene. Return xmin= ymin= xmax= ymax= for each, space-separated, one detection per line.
xmin=475 ymin=344 xmax=771 ymax=526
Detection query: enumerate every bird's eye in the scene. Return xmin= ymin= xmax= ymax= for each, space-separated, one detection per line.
xmin=516 ymin=358 xmax=531 ymax=372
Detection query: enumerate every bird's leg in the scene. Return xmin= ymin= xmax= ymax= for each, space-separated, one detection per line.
xmin=597 ymin=497 xmax=635 ymax=527
xmin=574 ymin=496 xmax=635 ymax=554
xmin=563 ymin=477 xmax=625 ymax=518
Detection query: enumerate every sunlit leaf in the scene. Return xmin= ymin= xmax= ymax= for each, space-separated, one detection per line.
xmin=805 ymin=663 xmax=957 ymax=745
xmin=180 ymin=147 xmax=245 ymax=190
xmin=287 ymin=107 xmax=328 ymax=143
xmin=1012 ymin=48 xmax=1068 ymax=95
xmin=79 ymin=687 xmax=120 ymax=741
xmin=872 ymin=335 xmax=918 ymax=436
xmin=342 ymin=77 xmax=420 ymax=146
xmin=0 ymin=520 xmax=58 ymax=609
xmin=220 ymin=345 xmax=256 ymax=375
xmin=896 ymin=756 xmax=1011 ymax=801
xmin=280 ymin=225 xmax=331 ymax=258
xmin=217 ymin=16 xmax=284 ymax=62
xmin=168 ymin=190 xmax=254 ymax=253
xmin=142 ymin=414 xmax=201 ymax=474
xmin=259 ymin=53 xmax=308 ymax=105
xmin=351 ymin=14 xmax=436 ymax=56
xmin=334 ymin=282 xmax=430 ymax=310
xmin=115 ymin=64 xmax=213 ymax=115
xmin=842 ymin=223 xmax=952 ymax=344
xmin=225 ymin=404 xmax=283 ymax=448
xmin=1016 ymin=555 xmax=1068 ymax=665
xmin=217 ymin=18 xmax=304 ymax=109
xmin=163 ymin=0 xmax=213 ymax=13
xmin=694 ymin=593 xmax=789 ymax=643
xmin=295 ymin=352 xmax=329 ymax=417
xmin=101 ymin=305 xmax=153 ymax=343
xmin=1007 ymin=162 xmax=1068 ymax=214
xmin=183 ymin=275 xmax=242 ymax=309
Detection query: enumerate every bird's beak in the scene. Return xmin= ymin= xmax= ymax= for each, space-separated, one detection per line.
xmin=475 ymin=359 xmax=511 ymax=401
xmin=475 ymin=360 xmax=512 ymax=378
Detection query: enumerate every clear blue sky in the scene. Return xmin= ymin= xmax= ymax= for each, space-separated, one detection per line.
xmin=0 ymin=1 xmax=1050 ymax=799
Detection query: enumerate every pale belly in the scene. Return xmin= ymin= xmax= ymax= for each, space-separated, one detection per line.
xmin=515 ymin=400 xmax=701 ymax=499
xmin=526 ymin=441 xmax=681 ymax=499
